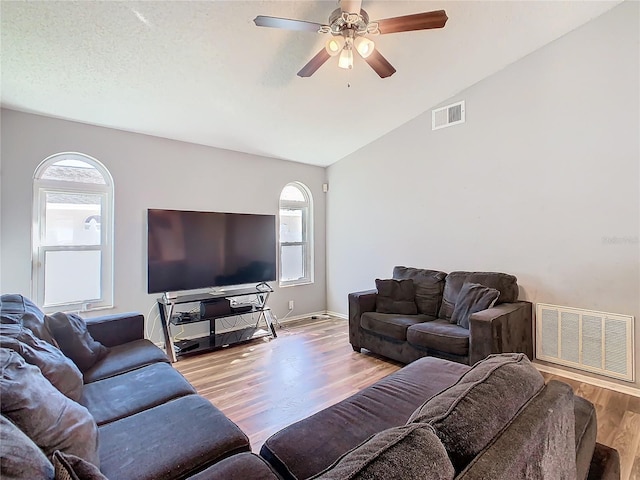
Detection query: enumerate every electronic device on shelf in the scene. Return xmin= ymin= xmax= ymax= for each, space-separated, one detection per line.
xmin=230 ymin=304 xmax=254 ymax=314
xmin=146 ymin=209 xmax=276 ymax=294
xmin=200 ymin=298 xmax=231 ymax=318
xmin=175 ymin=339 xmax=199 ymax=353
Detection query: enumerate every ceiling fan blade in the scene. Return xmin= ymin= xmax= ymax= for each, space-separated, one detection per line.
xmin=297 ymin=49 xmax=331 ymax=77
xmin=253 ymin=15 xmax=325 ymax=33
xmin=340 ymin=0 xmax=362 ymax=14
xmin=363 ymin=50 xmax=396 ymax=78
xmin=375 ymin=10 xmax=448 ymax=34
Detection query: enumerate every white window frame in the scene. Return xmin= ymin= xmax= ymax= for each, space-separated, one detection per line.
xmin=279 ymin=182 xmax=313 ymax=287
xmin=32 ymin=153 xmax=114 ymax=313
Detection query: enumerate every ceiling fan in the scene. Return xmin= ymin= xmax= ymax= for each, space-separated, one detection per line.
xmin=253 ymin=0 xmax=448 ymax=78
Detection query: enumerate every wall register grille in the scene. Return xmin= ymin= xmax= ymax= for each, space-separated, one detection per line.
xmin=432 ymin=101 xmax=465 ymax=130
xmin=536 ymin=303 xmax=634 ymax=382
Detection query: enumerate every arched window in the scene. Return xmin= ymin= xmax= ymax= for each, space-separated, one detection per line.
xmin=279 ymin=182 xmax=313 ymax=286
xmin=32 ymin=153 xmax=114 ymax=312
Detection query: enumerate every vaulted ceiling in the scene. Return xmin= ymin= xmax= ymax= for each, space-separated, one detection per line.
xmin=0 ymin=1 xmax=622 ymax=166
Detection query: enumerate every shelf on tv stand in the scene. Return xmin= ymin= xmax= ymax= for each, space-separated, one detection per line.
xmin=170 ymin=306 xmax=259 ymax=326
xmin=157 ymin=286 xmax=277 ymax=362
xmin=173 ymin=327 xmax=271 ymax=357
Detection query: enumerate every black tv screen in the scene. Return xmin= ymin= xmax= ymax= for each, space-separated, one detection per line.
xmin=147 ymin=209 xmax=277 ymax=294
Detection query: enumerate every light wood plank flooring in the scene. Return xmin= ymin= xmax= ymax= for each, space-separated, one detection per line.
xmin=175 ymin=317 xmax=639 ymax=479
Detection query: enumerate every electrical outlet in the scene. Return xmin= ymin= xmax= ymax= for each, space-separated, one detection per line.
xmin=288 ymin=300 xmax=294 ymax=310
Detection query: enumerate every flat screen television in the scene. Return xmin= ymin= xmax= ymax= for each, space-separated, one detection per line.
xmin=147 ymin=209 xmax=277 ymax=294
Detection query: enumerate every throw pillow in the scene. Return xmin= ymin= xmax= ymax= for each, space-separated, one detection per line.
xmin=0 ymin=324 xmax=83 ymax=401
xmin=0 ymin=348 xmax=100 ymax=466
xmin=311 ymin=423 xmax=455 ymax=480
xmin=0 ymin=415 xmax=55 ymax=480
xmin=375 ymin=278 xmax=417 ymax=315
xmin=450 ymin=282 xmax=500 ymax=328
xmin=392 ymin=266 xmax=447 ymax=317
xmin=45 ymin=312 xmax=108 ymax=372
xmin=53 ymin=451 xmax=108 ymax=480
xmin=407 ymin=353 xmax=544 ymax=473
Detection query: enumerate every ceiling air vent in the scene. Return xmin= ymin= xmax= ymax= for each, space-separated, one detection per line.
xmin=432 ymin=101 xmax=465 ymax=131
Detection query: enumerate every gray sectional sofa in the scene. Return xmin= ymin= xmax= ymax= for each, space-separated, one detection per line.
xmin=260 ymin=354 xmax=620 ymax=480
xmin=0 ymin=294 xmax=271 ymax=480
xmin=349 ymin=267 xmax=534 ymax=365
xmin=1 ymin=294 xmax=620 ymax=479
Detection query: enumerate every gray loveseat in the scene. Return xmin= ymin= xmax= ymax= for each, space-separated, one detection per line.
xmin=349 ymin=267 xmax=534 ymax=365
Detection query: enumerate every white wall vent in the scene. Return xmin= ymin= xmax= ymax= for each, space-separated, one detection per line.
xmin=432 ymin=101 xmax=465 ymax=130
xmin=536 ymin=303 xmax=634 ymax=382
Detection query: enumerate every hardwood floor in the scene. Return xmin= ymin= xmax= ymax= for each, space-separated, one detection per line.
xmin=174 ymin=317 xmax=639 ymax=479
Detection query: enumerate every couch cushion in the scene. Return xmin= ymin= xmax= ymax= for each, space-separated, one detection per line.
xmin=407 ymin=319 xmax=470 ymax=356
xmin=393 ymin=266 xmax=447 ymax=317
xmin=0 ymin=324 xmax=83 ymax=401
xmin=456 ymin=380 xmax=577 ymax=480
xmin=0 ymin=415 xmax=55 ymax=480
xmin=361 ymin=312 xmax=430 ymax=341
xmin=98 ymin=395 xmax=250 ymax=480
xmin=187 ymin=452 xmax=280 ymax=480
xmin=260 ymin=356 xmax=470 ymax=480
xmin=450 ymin=282 xmax=500 ymax=328
xmin=53 ymin=451 xmax=108 ymax=480
xmin=81 ymin=362 xmax=196 ymax=425
xmin=0 ymin=294 xmax=57 ymax=345
xmin=375 ymin=278 xmax=417 ymax=315
xmin=83 ymin=339 xmax=169 ymax=383
xmin=439 ymin=272 xmax=518 ymax=321
xmin=407 ymin=353 xmax=544 ymax=473
xmin=311 ymin=423 xmax=455 ymax=480
xmin=46 ymin=312 xmax=109 ymax=372
xmin=0 ymin=348 xmax=99 ymax=466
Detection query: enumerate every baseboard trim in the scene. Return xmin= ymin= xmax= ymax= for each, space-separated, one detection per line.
xmin=326 ymin=310 xmax=347 ymax=320
xmin=534 ymin=362 xmax=640 ymax=398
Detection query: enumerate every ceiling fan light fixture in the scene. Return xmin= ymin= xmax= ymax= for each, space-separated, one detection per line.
xmin=338 ymin=48 xmax=353 ymax=69
xmin=354 ymin=36 xmax=374 ymax=58
xmin=325 ymin=37 xmax=345 ymax=56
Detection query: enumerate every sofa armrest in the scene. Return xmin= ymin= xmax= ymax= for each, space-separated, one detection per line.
xmin=468 ymin=301 xmax=533 ymax=365
xmin=348 ymin=290 xmax=377 ymax=351
xmin=86 ymin=312 xmax=145 ymax=347
xmin=588 ymin=443 xmax=620 ymax=480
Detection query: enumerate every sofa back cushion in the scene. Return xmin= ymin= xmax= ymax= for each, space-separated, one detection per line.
xmin=393 ymin=266 xmax=447 ymax=317
xmin=0 ymin=348 xmax=99 ymax=466
xmin=456 ymin=381 xmax=577 ymax=480
xmin=439 ymin=272 xmax=518 ymax=321
xmin=0 ymin=415 xmax=55 ymax=480
xmin=407 ymin=353 xmax=544 ymax=473
xmin=311 ymin=423 xmax=455 ymax=480
xmin=0 ymin=324 xmax=83 ymax=401
xmin=46 ymin=312 xmax=109 ymax=372
xmin=0 ymin=294 xmax=57 ymax=346
xmin=375 ymin=279 xmax=417 ymax=315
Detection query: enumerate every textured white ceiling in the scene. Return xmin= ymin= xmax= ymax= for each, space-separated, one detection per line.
xmin=1 ymin=1 xmax=622 ymax=166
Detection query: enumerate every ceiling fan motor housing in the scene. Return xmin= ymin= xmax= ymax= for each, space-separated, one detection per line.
xmin=328 ymin=8 xmax=370 ymax=35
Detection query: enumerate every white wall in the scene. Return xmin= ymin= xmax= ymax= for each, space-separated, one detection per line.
xmin=1 ymin=110 xmax=327 ymax=344
xmin=326 ymin=2 xmax=639 ymax=386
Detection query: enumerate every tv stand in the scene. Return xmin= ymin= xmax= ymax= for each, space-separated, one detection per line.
xmin=157 ymin=285 xmax=277 ymax=362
